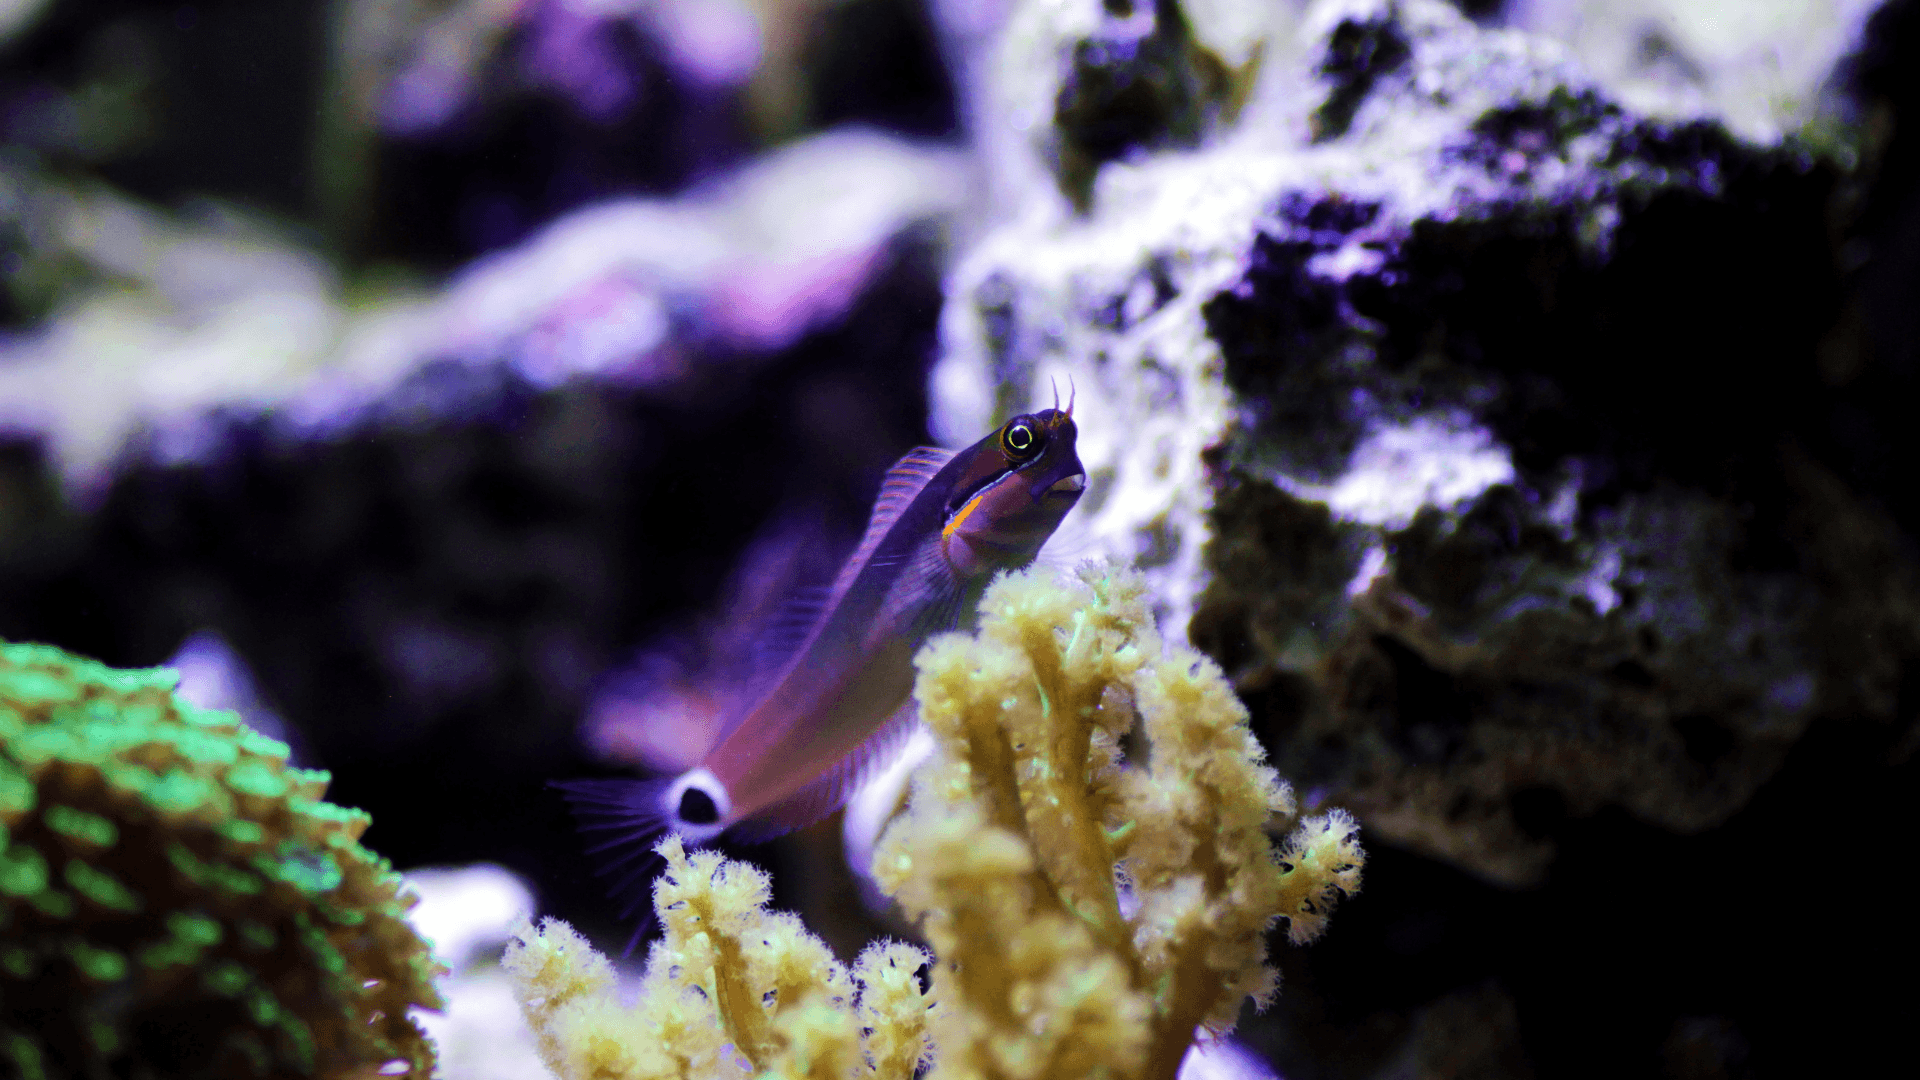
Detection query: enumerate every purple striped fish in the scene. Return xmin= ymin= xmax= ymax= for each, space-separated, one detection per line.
xmin=559 ymin=403 xmax=1085 ymax=921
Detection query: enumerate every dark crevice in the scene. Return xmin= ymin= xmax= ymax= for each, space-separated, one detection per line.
xmin=1312 ymin=17 xmax=1411 ymax=141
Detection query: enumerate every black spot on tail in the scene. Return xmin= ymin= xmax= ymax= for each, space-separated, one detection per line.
xmin=678 ymin=786 xmax=720 ymax=825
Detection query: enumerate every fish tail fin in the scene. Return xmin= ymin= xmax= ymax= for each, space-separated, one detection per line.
xmin=549 ymin=777 xmax=675 ymax=956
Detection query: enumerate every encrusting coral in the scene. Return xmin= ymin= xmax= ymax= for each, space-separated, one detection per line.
xmin=0 ymin=640 xmax=444 ymax=1080
xmin=505 ymin=563 xmax=1363 ymax=1080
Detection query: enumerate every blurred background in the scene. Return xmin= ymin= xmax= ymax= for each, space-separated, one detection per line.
xmin=0 ymin=0 xmax=969 ymax=929
xmin=2 ymin=0 xmax=1918 ymax=1078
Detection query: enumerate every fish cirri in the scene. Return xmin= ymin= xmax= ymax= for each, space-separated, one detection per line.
xmin=558 ymin=404 xmax=1086 ymax=902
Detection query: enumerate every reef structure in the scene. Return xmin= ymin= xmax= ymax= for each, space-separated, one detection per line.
xmin=933 ymin=0 xmax=1901 ymax=888
xmin=0 ymin=640 xmax=443 ymax=1079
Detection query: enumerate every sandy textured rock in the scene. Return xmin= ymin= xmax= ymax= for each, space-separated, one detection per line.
xmin=934 ymin=0 xmax=1905 ymax=884
xmin=1509 ymin=0 xmax=1882 ymax=148
xmin=0 ymin=129 xmax=965 ymax=495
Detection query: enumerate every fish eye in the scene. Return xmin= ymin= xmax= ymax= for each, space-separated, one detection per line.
xmin=1002 ymin=418 xmax=1043 ymax=461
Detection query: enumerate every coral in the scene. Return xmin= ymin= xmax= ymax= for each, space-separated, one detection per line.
xmin=876 ymin=562 xmax=1360 ymax=1080
xmin=0 ymin=640 xmax=443 ymax=1080
xmin=504 ymin=563 xmax=1361 ymax=1080
xmin=503 ymin=836 xmax=933 ymax=1080
xmin=405 ymin=865 xmax=548 ymax=1080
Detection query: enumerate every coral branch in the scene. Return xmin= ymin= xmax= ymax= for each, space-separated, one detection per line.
xmin=876 ymin=563 xmax=1365 ymax=1080
xmin=854 ymin=941 xmax=937 ymax=1077
xmin=504 ymin=562 xmax=1364 ymax=1080
xmin=504 ymin=835 xmax=932 ymax=1080
xmin=1275 ymin=809 xmax=1366 ymax=946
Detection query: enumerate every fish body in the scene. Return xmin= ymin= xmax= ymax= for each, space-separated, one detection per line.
xmin=559 ymin=408 xmax=1085 ymax=908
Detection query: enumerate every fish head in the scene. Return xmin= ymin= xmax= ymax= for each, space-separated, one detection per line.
xmin=1011 ymin=408 xmax=1086 ymax=502
xmin=941 ymin=408 xmax=1086 ymax=576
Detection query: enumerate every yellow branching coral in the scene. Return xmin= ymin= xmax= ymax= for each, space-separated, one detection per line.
xmin=504 ymin=563 xmax=1362 ymax=1080
xmin=875 ymin=563 xmax=1363 ymax=1080
xmin=502 ymin=836 xmax=933 ymax=1080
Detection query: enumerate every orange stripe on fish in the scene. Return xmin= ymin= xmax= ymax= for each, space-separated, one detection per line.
xmin=940 ymin=488 xmax=987 ymax=544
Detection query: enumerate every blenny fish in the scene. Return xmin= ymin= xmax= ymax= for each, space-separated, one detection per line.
xmin=558 ymin=401 xmax=1085 ymax=920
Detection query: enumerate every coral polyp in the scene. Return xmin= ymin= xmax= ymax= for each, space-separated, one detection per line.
xmin=0 ymin=640 xmax=444 ymax=1080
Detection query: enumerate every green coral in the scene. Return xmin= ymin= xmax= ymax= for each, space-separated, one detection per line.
xmin=0 ymin=640 xmax=445 ymax=1079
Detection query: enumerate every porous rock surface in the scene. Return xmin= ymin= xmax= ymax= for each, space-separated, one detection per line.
xmin=934 ymin=0 xmax=1909 ymax=885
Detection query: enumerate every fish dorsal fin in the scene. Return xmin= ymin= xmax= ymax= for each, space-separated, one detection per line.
xmin=728 ymin=703 xmax=924 ymax=842
xmin=746 ymin=584 xmax=834 ymax=676
xmin=827 ymin=446 xmax=954 ymax=594
xmin=866 ymin=446 xmax=953 ymax=544
xmin=718 ymin=448 xmax=955 ymax=746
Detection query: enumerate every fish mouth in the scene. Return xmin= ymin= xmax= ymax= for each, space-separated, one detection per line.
xmin=1046 ymin=473 xmax=1087 ymax=498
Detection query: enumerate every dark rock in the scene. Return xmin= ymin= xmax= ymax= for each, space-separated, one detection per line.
xmin=1313 ymin=10 xmax=1412 ymax=140
xmin=805 ymin=0 xmax=960 ymax=138
xmin=937 ymin=0 xmax=1912 ymax=890
xmin=936 ymin=1 xmax=1913 ymax=1073
xmin=1049 ymin=0 xmax=1245 ymax=207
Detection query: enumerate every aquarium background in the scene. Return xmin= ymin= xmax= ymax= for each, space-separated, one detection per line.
xmin=2 ymin=1 xmax=1916 ymax=1078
